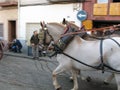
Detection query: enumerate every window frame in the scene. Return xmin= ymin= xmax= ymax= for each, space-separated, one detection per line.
xmin=97 ymin=0 xmax=108 ymax=3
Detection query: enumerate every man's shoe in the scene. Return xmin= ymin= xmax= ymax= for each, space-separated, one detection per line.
xmin=19 ymin=51 xmax=22 ymax=53
xmin=32 ymin=57 xmax=36 ymax=59
xmin=35 ymin=57 xmax=39 ymax=60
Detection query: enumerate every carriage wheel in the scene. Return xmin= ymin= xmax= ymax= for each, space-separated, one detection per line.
xmin=0 ymin=50 xmax=3 ymax=60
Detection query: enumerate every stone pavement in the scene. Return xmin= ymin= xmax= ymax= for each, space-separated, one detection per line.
xmin=0 ymin=52 xmax=117 ymax=90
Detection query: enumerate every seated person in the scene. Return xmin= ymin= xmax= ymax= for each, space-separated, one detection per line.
xmin=11 ymin=39 xmax=22 ymax=53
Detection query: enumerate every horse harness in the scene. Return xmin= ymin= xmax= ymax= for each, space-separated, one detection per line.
xmin=38 ymin=27 xmax=52 ymax=46
xmin=99 ymin=38 xmax=120 ymax=73
xmin=51 ymin=29 xmax=120 ymax=73
xmin=0 ymin=40 xmax=4 ymax=51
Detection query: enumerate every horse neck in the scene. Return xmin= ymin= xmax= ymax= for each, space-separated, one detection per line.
xmin=64 ymin=36 xmax=83 ymax=52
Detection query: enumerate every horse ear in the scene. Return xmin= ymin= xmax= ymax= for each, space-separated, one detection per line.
xmin=40 ymin=21 xmax=43 ymax=28
xmin=62 ymin=18 xmax=66 ymax=25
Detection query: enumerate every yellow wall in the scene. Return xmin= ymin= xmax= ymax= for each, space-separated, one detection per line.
xmin=93 ymin=3 xmax=108 ymax=15
xmin=109 ymin=3 xmax=120 ymax=15
xmin=82 ymin=20 xmax=93 ymax=30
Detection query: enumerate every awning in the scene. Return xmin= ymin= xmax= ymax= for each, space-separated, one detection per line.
xmin=0 ymin=1 xmax=17 ymax=7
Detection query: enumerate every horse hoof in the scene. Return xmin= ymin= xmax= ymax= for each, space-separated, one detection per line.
xmin=70 ymin=77 xmax=73 ymax=82
xmin=56 ymin=87 xmax=62 ymax=90
xmin=104 ymin=81 xmax=109 ymax=85
xmin=71 ymin=88 xmax=78 ymax=90
xmin=70 ymin=79 xmax=73 ymax=82
xmin=86 ymin=76 xmax=91 ymax=82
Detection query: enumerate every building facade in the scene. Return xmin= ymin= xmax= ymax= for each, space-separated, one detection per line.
xmin=0 ymin=0 xmax=84 ymax=54
xmin=82 ymin=0 xmax=120 ymax=29
xmin=19 ymin=0 xmax=82 ymax=46
xmin=0 ymin=0 xmax=18 ymax=41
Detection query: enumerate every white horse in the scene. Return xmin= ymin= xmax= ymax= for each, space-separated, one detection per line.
xmin=45 ymin=22 xmax=120 ymax=90
xmin=52 ymin=36 xmax=120 ymax=90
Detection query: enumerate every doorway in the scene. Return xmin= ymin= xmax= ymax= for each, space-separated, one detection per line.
xmin=8 ymin=20 xmax=16 ymax=42
xmin=93 ymin=20 xmax=120 ymax=28
xmin=113 ymin=0 xmax=120 ymax=2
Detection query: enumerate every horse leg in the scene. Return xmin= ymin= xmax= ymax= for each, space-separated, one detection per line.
xmin=52 ymin=64 xmax=66 ymax=90
xmin=69 ymin=70 xmax=74 ymax=81
xmin=114 ymin=73 xmax=120 ymax=90
xmin=0 ymin=49 xmax=3 ymax=60
xmin=70 ymin=69 xmax=79 ymax=81
xmin=104 ymin=73 xmax=114 ymax=85
xmin=71 ymin=69 xmax=79 ymax=90
xmin=70 ymin=69 xmax=81 ymax=81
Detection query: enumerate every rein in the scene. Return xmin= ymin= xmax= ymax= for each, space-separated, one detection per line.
xmin=60 ymin=26 xmax=120 ymax=38
xmin=61 ymin=30 xmax=87 ymax=38
xmin=0 ymin=41 xmax=4 ymax=51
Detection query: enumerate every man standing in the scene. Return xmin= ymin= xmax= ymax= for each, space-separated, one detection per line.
xmin=30 ymin=30 xmax=39 ymax=59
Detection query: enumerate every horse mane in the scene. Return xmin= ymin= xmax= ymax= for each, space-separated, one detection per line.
xmin=47 ymin=22 xmax=79 ymax=30
xmin=68 ymin=22 xmax=79 ymax=30
xmin=47 ymin=22 xmax=65 ymax=28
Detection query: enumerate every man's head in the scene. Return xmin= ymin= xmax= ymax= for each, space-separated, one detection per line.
xmin=33 ymin=30 xmax=38 ymax=35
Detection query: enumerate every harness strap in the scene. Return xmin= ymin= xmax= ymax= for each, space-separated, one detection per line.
xmin=104 ymin=64 xmax=120 ymax=73
xmin=100 ymin=39 xmax=104 ymax=73
xmin=99 ymin=38 xmax=120 ymax=73
xmin=110 ymin=38 xmax=120 ymax=47
xmin=63 ymin=26 xmax=69 ymax=34
xmin=43 ymin=30 xmax=46 ymax=45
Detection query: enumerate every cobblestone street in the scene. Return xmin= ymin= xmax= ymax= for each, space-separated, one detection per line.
xmin=0 ymin=52 xmax=117 ymax=90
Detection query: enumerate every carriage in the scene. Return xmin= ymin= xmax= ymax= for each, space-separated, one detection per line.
xmin=0 ymin=39 xmax=8 ymax=60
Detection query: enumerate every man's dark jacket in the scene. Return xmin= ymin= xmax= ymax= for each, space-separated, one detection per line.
xmin=30 ymin=34 xmax=39 ymax=45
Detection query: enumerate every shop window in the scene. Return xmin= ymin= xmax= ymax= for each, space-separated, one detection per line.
xmin=97 ymin=0 xmax=108 ymax=3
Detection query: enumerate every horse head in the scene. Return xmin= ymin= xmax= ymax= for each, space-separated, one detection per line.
xmin=46 ymin=22 xmax=66 ymax=41
xmin=39 ymin=21 xmax=54 ymax=45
